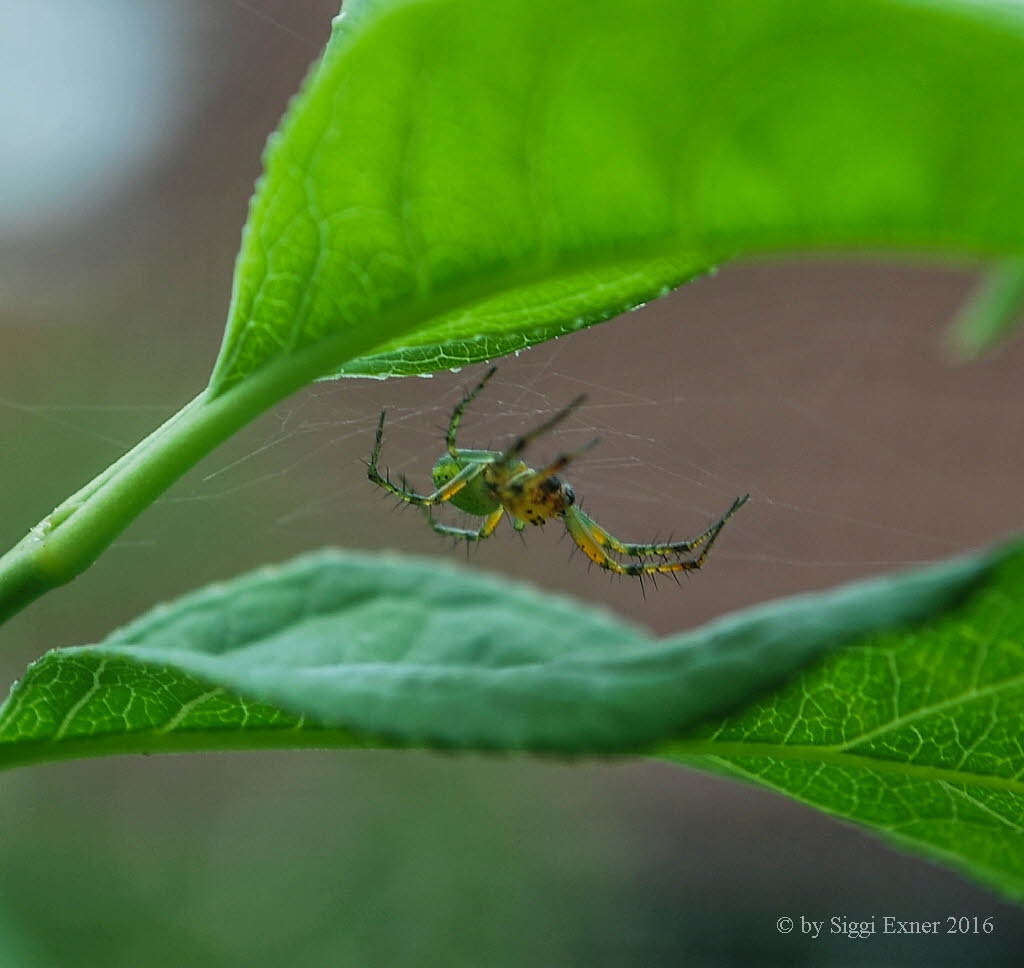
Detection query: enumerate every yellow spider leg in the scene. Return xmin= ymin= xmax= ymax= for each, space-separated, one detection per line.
xmin=426 ymin=507 xmax=505 ymax=542
xmin=370 ymin=460 xmax=483 ymax=506
xmin=563 ymin=499 xmax=745 ymax=577
xmin=368 ymin=410 xmax=485 ymax=506
xmin=447 ymin=366 xmax=498 ymax=457
xmin=572 ymin=495 xmax=749 ymax=558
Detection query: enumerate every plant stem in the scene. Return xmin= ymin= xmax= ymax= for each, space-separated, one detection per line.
xmin=0 ymin=389 xmax=221 ymax=624
xmin=0 ymin=328 xmax=369 ymax=627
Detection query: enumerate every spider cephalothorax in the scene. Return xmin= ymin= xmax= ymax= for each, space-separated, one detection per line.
xmin=432 ymin=453 xmax=576 ymax=527
xmin=367 ymin=367 xmax=748 ymax=580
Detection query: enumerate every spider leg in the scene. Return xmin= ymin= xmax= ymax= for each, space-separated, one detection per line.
xmin=530 ymin=437 xmax=600 ymax=478
xmin=562 ymin=495 xmax=748 ymax=578
xmin=447 ymin=366 xmax=498 ymax=457
xmin=571 ymin=494 xmax=749 ymax=558
xmin=367 ymin=410 xmax=486 ymax=506
xmin=501 ymin=440 xmax=602 ymax=510
xmin=426 ymin=507 xmax=504 ymax=542
xmin=371 ymin=460 xmax=484 ymax=506
xmin=504 ymin=393 xmax=588 ymax=458
xmin=502 ymin=438 xmax=599 ymax=496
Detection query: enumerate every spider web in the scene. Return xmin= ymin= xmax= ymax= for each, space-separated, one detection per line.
xmin=2 ymin=3 xmax=1020 ymax=637
xmin=6 ymin=261 xmax=1002 ymax=635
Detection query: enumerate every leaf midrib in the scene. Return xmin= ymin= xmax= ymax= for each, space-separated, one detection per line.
xmin=665 ymin=740 xmax=1024 ymax=795
xmin=6 ymin=724 xmax=1022 ymax=794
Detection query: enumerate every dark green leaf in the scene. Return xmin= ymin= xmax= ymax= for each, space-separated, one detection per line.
xmin=4 ymin=541 xmax=1019 ymax=895
xmin=662 ymin=543 xmax=1024 ymax=900
xmin=0 ymin=544 xmax=995 ymax=760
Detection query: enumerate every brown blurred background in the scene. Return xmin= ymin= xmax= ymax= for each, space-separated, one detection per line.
xmin=1 ymin=1 xmax=1022 ymax=965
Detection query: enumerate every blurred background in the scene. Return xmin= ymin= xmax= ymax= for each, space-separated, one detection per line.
xmin=2 ymin=1 xmax=1023 ymax=965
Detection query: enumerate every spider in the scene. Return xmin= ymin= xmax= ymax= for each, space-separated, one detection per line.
xmin=366 ymin=367 xmax=748 ymax=580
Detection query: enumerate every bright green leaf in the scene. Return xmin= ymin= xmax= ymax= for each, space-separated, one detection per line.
xmin=329 ymin=258 xmax=713 ymax=379
xmin=662 ymin=543 xmax=1024 ymax=901
xmin=211 ymin=0 xmax=1024 ymax=388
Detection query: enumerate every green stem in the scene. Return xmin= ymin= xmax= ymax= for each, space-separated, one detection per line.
xmin=0 ymin=389 xmax=221 ymax=624
xmin=0 ymin=326 xmax=381 ymax=627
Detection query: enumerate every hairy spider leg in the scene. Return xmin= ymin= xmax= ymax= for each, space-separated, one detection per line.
xmin=571 ymin=493 xmax=750 ymax=558
xmin=562 ymin=494 xmax=748 ymax=577
xmin=447 ymin=366 xmax=498 ymax=457
xmin=367 ymin=409 xmax=488 ymax=506
xmin=426 ymin=507 xmax=505 ymax=542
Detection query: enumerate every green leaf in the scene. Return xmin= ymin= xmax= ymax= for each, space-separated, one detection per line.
xmin=328 ymin=258 xmax=713 ymax=379
xmin=3 ymin=542 xmax=1019 ymax=895
xmin=211 ymin=0 xmax=1024 ymax=388
xmin=946 ymin=258 xmax=1024 ymax=359
xmin=0 ymin=544 xmax=995 ymax=761
xmin=662 ymin=542 xmax=1024 ymax=901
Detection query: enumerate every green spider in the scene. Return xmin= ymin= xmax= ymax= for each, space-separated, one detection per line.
xmin=367 ymin=367 xmax=748 ymax=580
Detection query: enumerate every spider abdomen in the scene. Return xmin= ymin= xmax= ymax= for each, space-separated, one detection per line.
xmin=431 ymin=455 xmax=501 ymax=516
